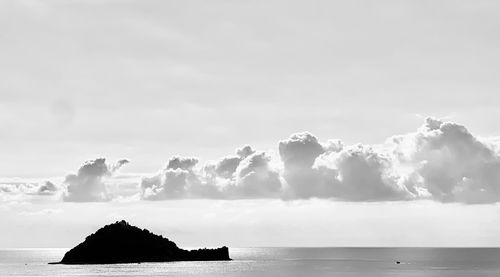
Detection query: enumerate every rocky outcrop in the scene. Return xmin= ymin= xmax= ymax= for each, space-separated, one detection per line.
xmin=52 ymin=220 xmax=230 ymax=264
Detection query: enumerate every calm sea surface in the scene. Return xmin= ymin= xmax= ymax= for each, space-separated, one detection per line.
xmin=1 ymin=248 xmax=500 ymax=276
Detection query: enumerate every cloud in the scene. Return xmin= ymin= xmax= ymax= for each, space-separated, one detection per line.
xmin=391 ymin=118 xmax=500 ymax=203
xmin=225 ymin=151 xmax=282 ymax=198
xmin=37 ymin=181 xmax=58 ymax=195
xmin=166 ymin=156 xmax=197 ymax=170
xmin=0 ymin=181 xmax=61 ymax=207
xmin=141 ymin=156 xmax=217 ymax=200
xmin=62 ymin=158 xmax=129 ymax=202
xmin=140 ymin=147 xmax=281 ymax=200
xmin=4 ymin=117 xmax=500 ymax=204
xmin=278 ymin=132 xmax=411 ymax=201
xmin=109 ymin=159 xmax=130 ymax=173
xmin=139 ymin=117 xmax=500 ymax=204
xmin=0 ymin=181 xmax=59 ymax=196
xmin=314 ymin=144 xmax=412 ymax=201
xmin=278 ymin=132 xmax=325 ymax=198
xmin=214 ymin=145 xmax=255 ymax=179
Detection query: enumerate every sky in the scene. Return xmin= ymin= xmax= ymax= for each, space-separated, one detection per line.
xmin=1 ymin=0 xmax=500 ymax=248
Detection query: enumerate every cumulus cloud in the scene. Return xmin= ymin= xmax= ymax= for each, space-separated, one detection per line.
xmin=4 ymin=117 xmax=499 ymax=204
xmin=226 ymin=151 xmax=282 ymax=198
xmin=139 ymin=117 xmax=500 ymax=204
xmin=214 ymin=145 xmax=255 ymax=179
xmin=314 ymin=144 xmax=412 ymax=201
xmin=390 ymin=118 xmax=500 ymax=203
xmin=278 ymin=132 xmax=325 ymax=198
xmin=141 ymin=156 xmax=225 ymax=200
xmin=277 ymin=132 xmax=411 ymax=201
xmin=140 ymin=146 xmax=281 ymax=200
xmin=62 ymin=158 xmax=129 ymax=202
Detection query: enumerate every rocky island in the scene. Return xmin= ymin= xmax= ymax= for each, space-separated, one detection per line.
xmin=51 ymin=220 xmax=230 ymax=264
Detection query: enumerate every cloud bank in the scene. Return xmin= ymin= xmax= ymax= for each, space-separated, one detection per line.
xmin=2 ymin=118 xmax=499 ymax=204
xmin=139 ymin=118 xmax=500 ymax=203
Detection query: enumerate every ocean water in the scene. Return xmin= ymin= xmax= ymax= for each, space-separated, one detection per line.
xmin=1 ymin=248 xmax=500 ymax=276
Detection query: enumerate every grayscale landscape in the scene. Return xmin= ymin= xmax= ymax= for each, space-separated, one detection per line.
xmin=1 ymin=0 xmax=500 ymax=276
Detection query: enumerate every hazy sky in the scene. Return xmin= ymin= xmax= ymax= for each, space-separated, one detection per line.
xmin=1 ymin=0 xmax=500 ymax=247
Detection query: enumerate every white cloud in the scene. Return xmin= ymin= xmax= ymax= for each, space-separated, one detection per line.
xmin=141 ymin=148 xmax=281 ymax=200
xmin=141 ymin=156 xmax=218 ymax=200
xmin=226 ymin=151 xmax=282 ymax=199
xmin=391 ymin=118 xmax=500 ymax=203
xmin=3 ymin=118 xmax=500 ymax=204
xmin=140 ymin=118 xmax=500 ymax=203
xmin=278 ymin=132 xmax=325 ymax=199
xmin=62 ymin=158 xmax=129 ymax=202
xmin=314 ymin=144 xmax=412 ymax=201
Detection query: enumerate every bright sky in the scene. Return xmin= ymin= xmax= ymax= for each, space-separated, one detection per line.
xmin=1 ymin=0 xmax=500 ymax=248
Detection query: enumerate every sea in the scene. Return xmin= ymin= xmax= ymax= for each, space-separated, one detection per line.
xmin=1 ymin=247 xmax=500 ymax=276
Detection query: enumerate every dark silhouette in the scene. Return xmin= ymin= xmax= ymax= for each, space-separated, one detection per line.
xmin=51 ymin=220 xmax=230 ymax=264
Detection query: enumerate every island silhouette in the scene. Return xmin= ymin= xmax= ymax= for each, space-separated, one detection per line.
xmin=51 ymin=220 xmax=230 ymax=264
